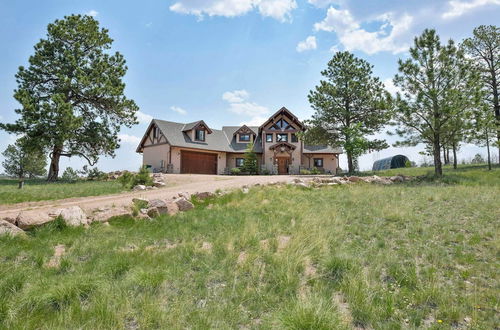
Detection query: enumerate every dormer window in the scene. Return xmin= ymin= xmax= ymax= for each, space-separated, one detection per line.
xmin=195 ymin=129 xmax=205 ymax=141
xmin=270 ymin=119 xmax=292 ymax=130
xmin=239 ymin=134 xmax=251 ymax=142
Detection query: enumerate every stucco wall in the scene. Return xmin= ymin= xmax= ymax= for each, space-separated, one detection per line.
xmin=226 ymin=153 xmax=262 ymax=171
xmin=301 ymin=154 xmax=338 ymax=174
xmin=142 ymin=144 xmax=170 ymax=171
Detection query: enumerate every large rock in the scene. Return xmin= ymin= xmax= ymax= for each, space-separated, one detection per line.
xmin=0 ymin=220 xmax=25 ymax=236
xmin=2 ymin=215 xmax=17 ymax=224
xmin=148 ymin=201 xmax=179 ymax=217
xmin=133 ymin=185 xmax=147 ymax=191
xmin=52 ymin=206 xmax=89 ymax=227
xmin=178 ymin=192 xmax=191 ymax=200
xmin=16 ymin=210 xmax=54 ymax=229
xmin=390 ymin=175 xmax=404 ymax=183
xmin=149 ymin=199 xmax=167 ymax=208
xmin=153 ymin=181 xmax=166 ymax=187
xmin=348 ymin=176 xmax=363 ymax=182
xmin=193 ymin=192 xmax=215 ymax=200
xmin=91 ymin=207 xmax=131 ymax=222
xmin=175 ymin=197 xmax=194 ymax=211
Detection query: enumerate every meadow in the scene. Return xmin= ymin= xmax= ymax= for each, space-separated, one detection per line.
xmin=0 ymin=179 xmax=126 ymax=204
xmin=0 ymin=165 xmax=498 ymax=329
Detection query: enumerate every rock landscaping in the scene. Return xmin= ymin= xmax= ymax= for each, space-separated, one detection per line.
xmin=0 ymin=174 xmax=416 ymax=237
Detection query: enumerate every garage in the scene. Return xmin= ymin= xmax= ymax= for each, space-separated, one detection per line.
xmin=181 ymin=150 xmax=218 ymax=174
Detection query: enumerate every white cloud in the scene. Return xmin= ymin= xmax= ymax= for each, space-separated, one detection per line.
xmin=118 ymin=134 xmax=141 ymax=145
xmin=86 ymin=10 xmax=99 ymax=17
xmin=329 ymin=44 xmax=340 ymax=53
xmin=383 ymin=78 xmax=401 ymax=96
xmin=222 ymin=90 xmax=250 ymax=103
xmin=308 ymin=0 xmax=341 ymax=8
xmin=145 ymin=22 xmax=153 ymax=28
xmin=169 ymin=0 xmax=297 ymax=22
xmin=296 ymin=36 xmax=317 ymax=52
xmin=222 ymin=89 xmax=269 ymax=125
xmin=170 ymin=106 xmax=187 ymax=115
xmin=314 ymin=7 xmax=413 ymax=54
xmin=136 ymin=111 xmax=154 ymax=124
xmin=442 ymin=0 xmax=500 ymax=19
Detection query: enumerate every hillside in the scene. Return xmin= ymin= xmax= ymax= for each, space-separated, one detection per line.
xmin=0 ymin=165 xmax=498 ymax=328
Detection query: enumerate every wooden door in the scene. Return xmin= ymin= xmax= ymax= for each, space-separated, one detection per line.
xmin=277 ymin=157 xmax=289 ymax=175
xmin=181 ymin=151 xmax=218 ymax=174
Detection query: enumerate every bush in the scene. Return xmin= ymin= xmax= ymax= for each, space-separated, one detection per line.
xmin=230 ymin=168 xmax=241 ymax=175
xmin=242 ymin=143 xmax=258 ymax=174
xmin=300 ymin=169 xmax=311 ymax=175
xmin=260 ymin=168 xmax=270 ymax=175
xmin=61 ymin=167 xmax=79 ymax=182
xmin=311 ymin=167 xmax=320 ymax=175
xmin=118 ymin=167 xmax=153 ymax=189
xmin=405 ymin=160 xmax=412 ymax=168
xmin=82 ymin=166 xmax=107 ymax=181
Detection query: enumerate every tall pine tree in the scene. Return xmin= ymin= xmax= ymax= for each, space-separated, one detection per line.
xmin=0 ymin=15 xmax=139 ymax=181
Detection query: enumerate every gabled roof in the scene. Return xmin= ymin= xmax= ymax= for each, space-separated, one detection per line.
xmin=182 ymin=120 xmax=213 ymax=134
xmin=233 ymin=125 xmax=256 ymax=136
xmin=259 ymin=106 xmax=305 ymax=130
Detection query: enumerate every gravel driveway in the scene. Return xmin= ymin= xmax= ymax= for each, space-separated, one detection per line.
xmin=0 ymin=174 xmax=297 ymax=219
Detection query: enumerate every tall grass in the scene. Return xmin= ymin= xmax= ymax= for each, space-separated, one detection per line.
xmin=0 ymin=166 xmax=498 ymax=328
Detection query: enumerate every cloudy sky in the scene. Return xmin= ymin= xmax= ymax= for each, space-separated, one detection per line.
xmin=0 ymin=0 xmax=498 ymax=172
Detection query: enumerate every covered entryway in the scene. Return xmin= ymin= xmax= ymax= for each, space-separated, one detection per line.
xmin=181 ymin=150 xmax=217 ymax=174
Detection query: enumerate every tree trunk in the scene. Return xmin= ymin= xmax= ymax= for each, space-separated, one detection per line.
xmin=47 ymin=146 xmax=62 ymax=181
xmin=452 ymin=143 xmax=457 ymax=170
xmin=434 ymin=135 xmax=442 ymax=177
xmin=347 ymin=152 xmax=354 ymax=174
xmin=18 ymin=177 xmax=24 ymax=189
xmin=442 ymin=146 xmax=447 ymax=165
xmin=446 ymin=148 xmax=450 ymax=165
xmin=486 ymin=132 xmax=492 ymax=171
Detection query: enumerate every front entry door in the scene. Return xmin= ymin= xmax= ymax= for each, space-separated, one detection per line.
xmin=277 ymin=157 xmax=289 ymax=175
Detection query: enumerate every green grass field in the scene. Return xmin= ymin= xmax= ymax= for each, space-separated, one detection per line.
xmin=0 ymin=179 xmax=126 ymax=204
xmin=0 ymin=165 xmax=499 ymax=328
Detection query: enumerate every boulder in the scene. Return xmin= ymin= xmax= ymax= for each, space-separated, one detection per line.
xmin=348 ymin=176 xmax=363 ymax=182
xmin=56 ymin=206 xmax=89 ymax=227
xmin=133 ymin=185 xmax=146 ymax=191
xmin=2 ymin=215 xmax=17 ymax=224
xmin=91 ymin=207 xmax=131 ymax=222
xmin=0 ymin=220 xmax=25 ymax=236
xmin=16 ymin=210 xmax=54 ymax=229
xmin=149 ymin=201 xmax=179 ymax=216
xmin=175 ymin=197 xmax=194 ymax=211
xmin=294 ymin=182 xmax=309 ymax=188
xmin=193 ymin=192 xmax=215 ymax=200
xmin=293 ymin=178 xmax=304 ymax=184
xmin=149 ymin=199 xmax=167 ymax=208
xmin=178 ymin=192 xmax=191 ymax=200
xmin=390 ymin=175 xmax=404 ymax=183
xmin=153 ymin=181 xmax=166 ymax=187
xmin=146 ymin=207 xmax=160 ymax=218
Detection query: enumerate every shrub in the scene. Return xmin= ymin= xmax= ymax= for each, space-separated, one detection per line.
xmin=242 ymin=143 xmax=258 ymax=174
xmin=311 ymin=167 xmax=320 ymax=175
xmin=118 ymin=167 xmax=153 ymax=189
xmin=300 ymin=169 xmax=311 ymax=175
xmin=80 ymin=166 xmax=107 ymax=181
xmin=260 ymin=168 xmax=270 ymax=175
xmin=405 ymin=160 xmax=412 ymax=168
xmin=61 ymin=167 xmax=79 ymax=182
xmin=230 ymin=168 xmax=241 ymax=175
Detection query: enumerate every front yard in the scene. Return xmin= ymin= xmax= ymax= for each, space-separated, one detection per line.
xmin=0 ymin=166 xmax=498 ymax=328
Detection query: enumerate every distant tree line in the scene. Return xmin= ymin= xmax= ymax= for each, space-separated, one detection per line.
xmin=304 ymin=25 xmax=499 ymax=176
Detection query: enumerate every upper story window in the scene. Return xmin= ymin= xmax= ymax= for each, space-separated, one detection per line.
xmin=270 ymin=119 xmax=293 ymax=130
xmin=266 ymin=133 xmax=273 ymax=142
xmin=277 ymin=133 xmax=288 ymax=142
xmin=239 ymin=134 xmax=251 ymax=142
xmin=153 ymin=127 xmax=159 ymax=139
xmin=291 ymin=133 xmax=298 ymax=143
xmin=195 ymin=129 xmax=205 ymax=141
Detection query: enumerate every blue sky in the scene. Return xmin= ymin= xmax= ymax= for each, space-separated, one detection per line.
xmin=0 ymin=0 xmax=499 ymax=172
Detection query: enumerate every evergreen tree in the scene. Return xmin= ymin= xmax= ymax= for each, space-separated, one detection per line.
xmin=0 ymin=15 xmax=139 ymax=181
xmin=2 ymin=139 xmax=47 ymax=188
xmin=393 ymin=29 xmax=481 ymax=176
xmin=242 ymin=143 xmax=258 ymax=175
xmin=305 ymin=51 xmax=391 ymax=174
xmin=462 ymin=25 xmax=500 ymax=163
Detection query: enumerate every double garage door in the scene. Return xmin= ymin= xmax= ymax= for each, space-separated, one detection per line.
xmin=180 ymin=150 xmax=218 ymax=174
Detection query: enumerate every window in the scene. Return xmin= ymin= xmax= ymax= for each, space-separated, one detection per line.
xmin=153 ymin=127 xmax=159 ymax=138
xmin=195 ymin=129 xmax=205 ymax=141
xmin=314 ymin=158 xmax=324 ymax=167
xmin=270 ymin=119 xmax=293 ymax=130
xmin=266 ymin=134 xmax=273 ymax=142
xmin=277 ymin=134 xmax=288 ymax=142
xmin=235 ymin=158 xmax=244 ymax=167
xmin=291 ymin=133 xmax=298 ymax=143
xmin=239 ymin=134 xmax=250 ymax=142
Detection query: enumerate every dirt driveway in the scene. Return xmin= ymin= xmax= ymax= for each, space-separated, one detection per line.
xmin=0 ymin=174 xmax=297 ymax=219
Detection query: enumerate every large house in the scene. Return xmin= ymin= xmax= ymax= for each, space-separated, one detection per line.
xmin=136 ymin=107 xmax=342 ymax=175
